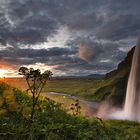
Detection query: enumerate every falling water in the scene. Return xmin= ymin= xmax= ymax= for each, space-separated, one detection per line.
xmin=123 ymin=37 xmax=140 ymax=121
xmin=104 ymin=37 xmax=140 ymax=121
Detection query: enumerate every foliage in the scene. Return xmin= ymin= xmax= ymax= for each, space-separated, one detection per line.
xmin=0 ymin=83 xmax=140 ymax=140
xmin=18 ymin=67 xmax=52 ymax=119
xmin=70 ymin=99 xmax=81 ymax=116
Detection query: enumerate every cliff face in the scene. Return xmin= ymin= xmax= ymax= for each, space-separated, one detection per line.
xmin=106 ymin=47 xmax=135 ymax=79
xmin=93 ymin=47 xmax=135 ymax=105
xmin=105 ymin=47 xmax=135 ymax=105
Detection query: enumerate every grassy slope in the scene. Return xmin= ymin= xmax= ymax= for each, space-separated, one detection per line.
xmin=45 ymin=67 xmax=128 ymax=104
xmin=45 ymin=47 xmax=134 ymax=105
xmin=1 ymin=82 xmax=140 ymax=140
xmin=1 ymin=47 xmax=139 ymax=139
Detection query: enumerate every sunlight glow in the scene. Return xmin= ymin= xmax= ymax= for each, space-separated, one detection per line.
xmin=0 ymin=69 xmax=18 ymax=78
xmin=0 ymin=69 xmax=8 ymax=78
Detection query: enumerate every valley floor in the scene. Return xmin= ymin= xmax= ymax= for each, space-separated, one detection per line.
xmin=0 ymin=80 xmax=140 ymax=140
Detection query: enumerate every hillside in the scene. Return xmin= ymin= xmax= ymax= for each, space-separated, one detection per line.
xmin=1 ymin=80 xmax=140 ymax=139
xmin=93 ymin=46 xmax=135 ymax=105
xmin=86 ymin=46 xmax=135 ymax=105
xmin=45 ymin=46 xmax=135 ymax=105
xmin=106 ymin=47 xmax=135 ymax=78
xmin=54 ymin=74 xmax=105 ymax=80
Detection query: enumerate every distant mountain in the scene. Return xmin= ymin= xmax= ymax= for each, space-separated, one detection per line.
xmin=54 ymin=74 xmax=105 ymax=80
xmin=86 ymin=74 xmax=105 ymax=79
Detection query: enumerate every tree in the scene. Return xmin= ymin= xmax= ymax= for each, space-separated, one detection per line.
xmin=19 ymin=67 xmax=53 ymax=119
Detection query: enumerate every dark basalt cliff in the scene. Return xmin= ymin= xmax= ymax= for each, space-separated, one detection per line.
xmin=106 ymin=47 xmax=135 ymax=79
xmin=93 ymin=47 xmax=135 ymax=105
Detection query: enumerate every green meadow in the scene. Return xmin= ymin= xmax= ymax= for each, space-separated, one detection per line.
xmin=45 ymin=67 xmax=128 ymax=104
xmin=0 ymin=81 xmax=140 ymax=140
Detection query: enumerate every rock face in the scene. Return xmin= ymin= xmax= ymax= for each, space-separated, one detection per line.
xmin=106 ymin=46 xmax=135 ymax=105
xmin=106 ymin=47 xmax=135 ymax=79
xmin=93 ymin=47 xmax=135 ymax=105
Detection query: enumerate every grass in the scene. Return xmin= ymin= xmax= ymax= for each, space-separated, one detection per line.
xmin=3 ymin=67 xmax=129 ymax=105
xmin=105 ymin=120 xmax=140 ymax=139
xmin=44 ymin=67 xmax=129 ymax=104
xmin=1 ymin=81 xmax=140 ymax=139
xmin=44 ymin=79 xmax=101 ymax=99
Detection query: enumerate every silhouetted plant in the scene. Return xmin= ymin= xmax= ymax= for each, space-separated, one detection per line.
xmin=19 ymin=67 xmax=52 ymax=119
xmin=70 ymin=99 xmax=81 ymax=115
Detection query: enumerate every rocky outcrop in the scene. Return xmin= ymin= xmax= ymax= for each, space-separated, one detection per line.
xmin=105 ymin=47 xmax=135 ymax=79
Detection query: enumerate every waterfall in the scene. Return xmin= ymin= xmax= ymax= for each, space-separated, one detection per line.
xmin=123 ymin=37 xmax=140 ymax=121
xmin=106 ymin=37 xmax=140 ymax=121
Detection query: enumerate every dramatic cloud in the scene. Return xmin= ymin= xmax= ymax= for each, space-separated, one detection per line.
xmin=0 ymin=0 xmax=139 ymax=76
xmin=78 ymin=41 xmax=102 ymax=62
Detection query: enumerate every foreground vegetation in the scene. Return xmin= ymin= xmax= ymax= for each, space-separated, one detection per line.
xmin=0 ymin=82 xmax=140 ymax=140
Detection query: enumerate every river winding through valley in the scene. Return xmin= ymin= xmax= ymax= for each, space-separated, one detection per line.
xmin=43 ymin=92 xmax=99 ymax=117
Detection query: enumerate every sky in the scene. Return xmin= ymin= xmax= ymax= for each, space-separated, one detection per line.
xmin=0 ymin=0 xmax=140 ymax=77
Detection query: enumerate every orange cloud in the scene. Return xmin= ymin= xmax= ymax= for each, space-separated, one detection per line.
xmin=78 ymin=42 xmax=96 ymax=62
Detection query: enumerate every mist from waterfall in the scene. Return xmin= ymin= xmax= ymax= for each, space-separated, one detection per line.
xmin=123 ymin=37 xmax=140 ymax=121
xmin=97 ymin=37 xmax=140 ymax=121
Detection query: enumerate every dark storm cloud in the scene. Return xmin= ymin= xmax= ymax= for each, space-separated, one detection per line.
xmin=106 ymin=0 xmax=140 ymax=15
xmin=0 ymin=47 xmax=76 ymax=65
xmin=0 ymin=41 xmax=117 ymax=75
xmin=0 ymin=0 xmax=58 ymax=45
xmin=0 ymin=47 xmax=76 ymax=58
xmin=0 ymin=0 xmax=140 ymax=45
xmin=95 ymin=0 xmax=140 ymax=40
xmin=96 ymin=14 xmax=140 ymax=40
xmin=0 ymin=0 xmax=139 ymax=76
xmin=54 ymin=58 xmax=115 ymax=76
xmin=0 ymin=0 xmax=104 ymax=45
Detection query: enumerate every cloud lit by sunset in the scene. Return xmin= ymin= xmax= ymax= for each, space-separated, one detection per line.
xmin=0 ymin=0 xmax=139 ymax=77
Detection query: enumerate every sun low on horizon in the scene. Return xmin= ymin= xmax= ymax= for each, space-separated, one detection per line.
xmin=0 ymin=69 xmax=9 ymax=78
xmin=0 ymin=63 xmax=58 ymax=78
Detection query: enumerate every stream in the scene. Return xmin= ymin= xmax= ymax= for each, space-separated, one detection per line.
xmin=42 ymin=92 xmax=100 ymax=117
